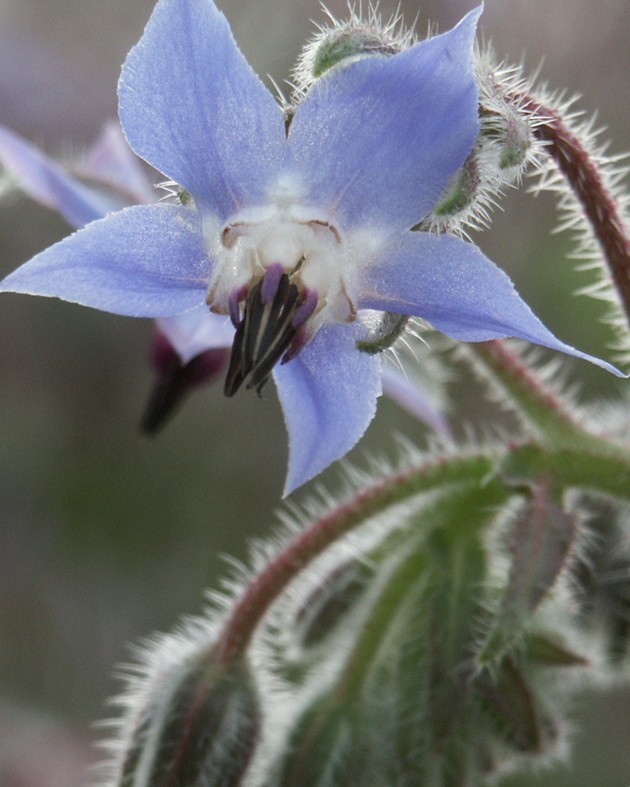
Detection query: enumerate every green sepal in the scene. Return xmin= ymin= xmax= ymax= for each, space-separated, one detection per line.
xmin=117 ymin=656 xmax=259 ymax=787
xmin=294 ymin=559 xmax=374 ymax=649
xmin=311 ymin=29 xmax=400 ymax=79
xmin=433 ymin=153 xmax=479 ymax=218
xmin=525 ymin=633 xmax=590 ymax=667
xmin=476 ymin=657 xmax=555 ymax=754
xmin=356 ymin=312 xmax=408 ymax=354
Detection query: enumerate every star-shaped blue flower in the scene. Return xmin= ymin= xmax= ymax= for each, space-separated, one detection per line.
xmin=0 ymin=0 xmax=620 ymax=493
xmin=0 ymin=121 xmax=450 ymax=437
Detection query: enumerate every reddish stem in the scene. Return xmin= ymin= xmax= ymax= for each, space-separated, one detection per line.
xmin=215 ymin=455 xmax=489 ymax=664
xmin=518 ymin=92 xmax=630 ymax=330
xmin=215 ymin=476 xmax=402 ymax=665
xmin=475 ymin=339 xmax=583 ymax=435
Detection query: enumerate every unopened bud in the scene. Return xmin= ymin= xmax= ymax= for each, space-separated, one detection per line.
xmin=292 ymin=8 xmax=413 ymax=95
xmin=475 ymin=52 xmax=539 ymax=185
xmin=419 ymin=51 xmax=539 ymax=234
xmin=294 ymin=559 xmax=372 ymax=648
xmin=310 ymin=28 xmax=401 ymax=79
xmin=116 ymin=655 xmax=259 ymax=787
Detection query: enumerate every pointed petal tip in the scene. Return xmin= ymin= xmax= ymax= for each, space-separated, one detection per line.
xmin=557 ymin=345 xmax=627 ymax=379
xmin=470 ymin=3 xmax=485 ymax=22
xmin=446 ymin=4 xmax=483 ymax=64
xmin=118 ymin=0 xmax=284 ymax=217
xmin=361 ymin=232 xmax=627 ymax=380
xmin=0 ymin=204 xmax=209 ymax=317
xmin=275 ymin=323 xmax=382 ymax=497
xmin=448 ymin=3 xmax=484 ymax=42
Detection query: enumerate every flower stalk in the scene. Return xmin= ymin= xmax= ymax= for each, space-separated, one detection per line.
xmin=216 ymin=453 xmax=496 ymax=665
xmin=519 ymin=91 xmax=630 ymax=330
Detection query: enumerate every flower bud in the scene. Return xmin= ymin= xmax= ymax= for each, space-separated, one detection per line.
xmin=114 ymin=654 xmax=259 ymax=787
xmin=421 ymin=51 xmax=539 ymax=234
xmin=293 ymin=559 xmax=373 ymax=648
xmin=308 ymin=27 xmax=401 ymax=79
xmin=292 ymin=7 xmax=413 ymax=95
xmin=478 ymin=482 xmax=578 ymax=666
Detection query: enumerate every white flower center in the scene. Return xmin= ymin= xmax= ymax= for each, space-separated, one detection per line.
xmin=201 ymin=175 xmax=384 ymax=395
xmin=206 ymin=208 xmax=355 ymax=327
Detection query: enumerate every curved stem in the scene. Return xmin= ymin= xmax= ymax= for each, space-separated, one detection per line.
xmin=518 ymin=91 xmax=630 ymax=331
xmin=216 ymin=433 xmax=630 ymax=667
xmin=215 ymin=454 xmax=494 ymax=665
xmin=472 ymin=339 xmax=586 ymax=443
xmin=502 ymin=442 xmax=630 ymax=501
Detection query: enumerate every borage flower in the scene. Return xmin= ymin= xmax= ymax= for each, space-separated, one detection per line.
xmin=0 ymin=0 xmax=621 ymax=493
xmin=0 ymin=121 xmax=448 ymax=438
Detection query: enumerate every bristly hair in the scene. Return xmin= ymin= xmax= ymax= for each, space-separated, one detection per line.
xmin=523 ymin=81 xmax=630 ymax=363
xmin=418 ymin=44 xmax=546 ymax=241
xmin=290 ymin=2 xmax=415 ymax=101
xmin=90 ymin=433 xmax=506 ymax=785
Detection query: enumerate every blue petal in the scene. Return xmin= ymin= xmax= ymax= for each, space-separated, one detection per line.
xmin=81 ymin=120 xmax=156 ymax=205
xmin=119 ymin=0 xmax=286 ymax=219
xmin=158 ymin=307 xmax=234 ymax=364
xmin=382 ymin=365 xmax=451 ymax=436
xmin=0 ymin=125 xmax=124 ymax=227
xmin=360 ymin=232 xmax=625 ymax=376
xmin=274 ymin=322 xmax=382 ymax=495
xmin=0 ymin=204 xmax=210 ymax=317
xmin=289 ymin=7 xmax=481 ymax=234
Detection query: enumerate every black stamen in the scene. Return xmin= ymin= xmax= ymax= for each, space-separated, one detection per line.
xmin=224 ymin=273 xmax=303 ymax=397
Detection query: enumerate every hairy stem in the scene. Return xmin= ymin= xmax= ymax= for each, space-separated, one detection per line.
xmin=518 ymin=91 xmax=630 ymax=330
xmin=471 ymin=339 xmax=590 ymax=444
xmin=503 ymin=442 xmax=630 ymax=500
xmin=215 ymin=454 xmax=494 ymax=665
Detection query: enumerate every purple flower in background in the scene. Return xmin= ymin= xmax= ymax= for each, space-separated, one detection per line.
xmin=0 ymin=121 xmax=232 ymax=431
xmin=0 ymin=0 xmax=620 ymax=493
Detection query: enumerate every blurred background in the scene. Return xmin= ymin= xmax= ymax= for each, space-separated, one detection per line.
xmin=0 ymin=0 xmax=628 ymax=784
